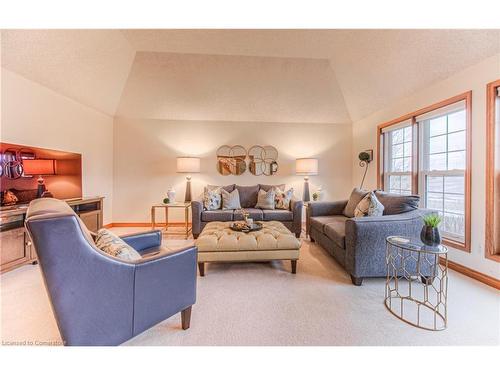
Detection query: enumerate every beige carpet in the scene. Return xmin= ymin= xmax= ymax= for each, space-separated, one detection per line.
xmin=1 ymin=227 xmax=499 ymax=346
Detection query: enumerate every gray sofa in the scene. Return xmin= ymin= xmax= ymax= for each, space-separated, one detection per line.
xmin=307 ymin=189 xmax=436 ymax=286
xmin=192 ymin=184 xmax=303 ymax=238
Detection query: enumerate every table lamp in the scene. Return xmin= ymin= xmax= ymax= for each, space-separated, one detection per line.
xmin=295 ymin=158 xmax=318 ymax=202
xmin=22 ymin=159 xmax=56 ymax=198
xmin=176 ymin=157 xmax=201 ymax=202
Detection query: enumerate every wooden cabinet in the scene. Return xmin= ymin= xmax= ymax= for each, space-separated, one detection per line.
xmin=0 ymin=196 xmax=104 ymax=273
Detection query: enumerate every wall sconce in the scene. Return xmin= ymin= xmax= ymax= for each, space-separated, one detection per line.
xmin=358 ymin=150 xmax=373 ymax=189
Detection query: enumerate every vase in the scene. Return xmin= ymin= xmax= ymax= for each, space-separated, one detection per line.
xmin=420 ymin=225 xmax=441 ymax=246
xmin=167 ymin=187 xmax=176 ymax=203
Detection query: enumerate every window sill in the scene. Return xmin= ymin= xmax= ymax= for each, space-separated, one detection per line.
xmin=442 ymin=237 xmax=470 ymax=252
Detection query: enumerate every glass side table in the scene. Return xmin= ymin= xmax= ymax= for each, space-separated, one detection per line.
xmin=151 ymin=202 xmax=191 ymax=239
xmin=385 ymin=236 xmax=448 ymax=331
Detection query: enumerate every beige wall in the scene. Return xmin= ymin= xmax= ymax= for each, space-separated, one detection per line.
xmin=1 ymin=68 xmax=114 ymax=224
xmin=113 ymin=117 xmax=353 ymax=223
xmin=351 ymin=54 xmax=500 ymax=279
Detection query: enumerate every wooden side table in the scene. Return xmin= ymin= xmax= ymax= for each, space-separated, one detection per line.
xmin=151 ymin=202 xmax=192 ymax=239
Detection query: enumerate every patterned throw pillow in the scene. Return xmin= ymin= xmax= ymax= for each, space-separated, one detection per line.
xmin=255 ymin=189 xmax=276 ymax=209
xmin=354 ymin=192 xmax=385 ymax=217
xmin=95 ymin=229 xmax=142 ymax=261
xmin=274 ymin=187 xmax=294 ymax=210
xmin=203 ymin=186 xmax=222 ymax=210
xmin=221 ymin=188 xmax=242 ymax=210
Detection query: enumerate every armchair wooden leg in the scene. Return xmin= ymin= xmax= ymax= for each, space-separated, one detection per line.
xmin=198 ymin=262 xmax=205 ymax=277
xmin=291 ymin=260 xmax=297 ymax=274
xmin=181 ymin=306 xmax=192 ymax=330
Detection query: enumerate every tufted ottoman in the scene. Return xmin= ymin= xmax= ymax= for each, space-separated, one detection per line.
xmin=194 ymin=221 xmax=301 ymax=276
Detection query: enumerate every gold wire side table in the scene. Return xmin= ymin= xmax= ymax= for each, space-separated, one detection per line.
xmin=385 ymin=236 xmax=448 ymax=331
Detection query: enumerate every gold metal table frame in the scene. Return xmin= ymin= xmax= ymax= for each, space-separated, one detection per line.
xmin=151 ymin=202 xmax=192 ymax=239
xmin=385 ymin=236 xmax=448 ymax=331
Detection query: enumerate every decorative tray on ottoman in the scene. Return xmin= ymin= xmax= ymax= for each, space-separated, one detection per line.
xmin=229 ymin=222 xmax=263 ymax=233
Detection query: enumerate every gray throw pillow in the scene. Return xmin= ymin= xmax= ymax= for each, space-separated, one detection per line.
xmin=354 ymin=192 xmax=384 ymax=217
xmin=374 ymin=190 xmax=420 ymax=215
xmin=221 ymin=188 xmax=242 ymax=210
xmin=95 ymin=229 xmax=142 ymax=261
xmin=255 ymin=189 xmax=276 ymax=209
xmin=343 ymin=188 xmax=369 ymax=217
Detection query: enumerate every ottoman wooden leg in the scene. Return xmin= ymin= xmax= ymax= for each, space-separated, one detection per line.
xmin=198 ymin=262 xmax=205 ymax=277
xmin=291 ymin=260 xmax=297 ymax=274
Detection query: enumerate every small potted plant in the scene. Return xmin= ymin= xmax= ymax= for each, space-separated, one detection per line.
xmin=421 ymin=214 xmax=442 ymax=246
xmin=312 ymin=192 xmax=319 ymax=201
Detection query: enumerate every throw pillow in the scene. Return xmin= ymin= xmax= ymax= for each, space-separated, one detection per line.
xmin=255 ymin=189 xmax=276 ymax=209
xmin=354 ymin=192 xmax=385 ymax=217
xmin=221 ymin=188 xmax=242 ymax=210
xmin=95 ymin=229 xmax=142 ymax=261
xmin=343 ymin=188 xmax=369 ymax=218
xmin=203 ymin=186 xmax=222 ymax=210
xmin=274 ymin=187 xmax=294 ymax=210
xmin=374 ymin=190 xmax=420 ymax=215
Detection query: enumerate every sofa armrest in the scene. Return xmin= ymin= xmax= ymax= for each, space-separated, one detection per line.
xmin=132 ymin=246 xmax=197 ymax=335
xmin=120 ymin=230 xmax=162 ymax=252
xmin=191 ymin=199 xmax=204 ymax=237
xmin=290 ymin=199 xmax=303 ymax=237
xmin=344 ymin=209 xmax=437 ymax=277
xmin=308 ymin=200 xmax=348 ymax=217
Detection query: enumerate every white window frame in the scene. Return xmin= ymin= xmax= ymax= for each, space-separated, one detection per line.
xmin=382 ymin=123 xmax=413 ymax=195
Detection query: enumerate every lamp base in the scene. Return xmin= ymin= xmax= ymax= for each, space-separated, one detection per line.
xmin=184 ymin=178 xmax=192 ymax=202
xmin=302 ymin=177 xmax=310 ymax=202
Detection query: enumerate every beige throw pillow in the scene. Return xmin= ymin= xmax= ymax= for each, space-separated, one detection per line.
xmin=255 ymin=189 xmax=276 ymax=209
xmin=95 ymin=229 xmax=142 ymax=261
xmin=354 ymin=192 xmax=385 ymax=217
xmin=221 ymin=188 xmax=241 ymax=210
xmin=343 ymin=188 xmax=369 ymax=217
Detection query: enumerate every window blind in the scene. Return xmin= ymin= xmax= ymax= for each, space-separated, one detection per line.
xmin=415 ymin=100 xmax=466 ymax=123
xmin=380 ymin=119 xmax=413 ymax=133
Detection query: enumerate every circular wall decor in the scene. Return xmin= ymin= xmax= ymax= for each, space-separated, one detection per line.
xmin=248 ymin=145 xmax=279 ymax=176
xmin=216 ymin=145 xmax=247 ymax=176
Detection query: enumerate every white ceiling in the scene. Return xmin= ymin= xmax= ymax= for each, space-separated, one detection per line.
xmin=2 ymin=29 xmax=499 ymax=121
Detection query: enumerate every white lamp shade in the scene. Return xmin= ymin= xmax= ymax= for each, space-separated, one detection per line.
xmin=295 ymin=158 xmax=318 ymax=175
xmin=176 ymin=157 xmax=201 ymax=173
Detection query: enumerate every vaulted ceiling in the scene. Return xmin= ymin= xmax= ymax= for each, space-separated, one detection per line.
xmin=2 ymin=29 xmax=499 ymax=122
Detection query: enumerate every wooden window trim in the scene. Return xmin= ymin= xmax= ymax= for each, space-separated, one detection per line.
xmin=485 ymin=79 xmax=500 ymax=262
xmin=377 ymin=91 xmax=472 ymax=252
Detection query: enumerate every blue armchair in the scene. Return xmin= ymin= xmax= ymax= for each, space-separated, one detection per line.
xmin=25 ymin=198 xmax=197 ymax=346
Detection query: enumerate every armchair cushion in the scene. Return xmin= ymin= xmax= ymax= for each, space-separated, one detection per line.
xmin=374 ymin=190 xmax=420 ymax=215
xmin=95 ymin=229 xmax=142 ymax=261
xmin=343 ymin=188 xmax=369 ymax=217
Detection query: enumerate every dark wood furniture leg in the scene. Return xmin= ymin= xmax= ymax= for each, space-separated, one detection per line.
xmin=198 ymin=262 xmax=205 ymax=276
xmin=181 ymin=306 xmax=192 ymax=330
xmin=291 ymin=260 xmax=297 ymax=274
xmin=420 ymin=276 xmax=435 ymax=285
xmin=350 ymin=275 xmax=363 ymax=286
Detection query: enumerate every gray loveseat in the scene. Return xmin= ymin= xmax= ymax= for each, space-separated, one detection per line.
xmin=192 ymin=184 xmax=303 ymax=239
xmin=307 ymin=189 xmax=436 ymax=286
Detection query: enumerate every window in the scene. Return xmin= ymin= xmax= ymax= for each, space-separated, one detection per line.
xmin=377 ymin=92 xmax=471 ymax=251
xmin=418 ymin=102 xmax=467 ymax=243
xmin=486 ymin=80 xmax=500 ymax=262
xmin=381 ymin=121 xmax=414 ymax=195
